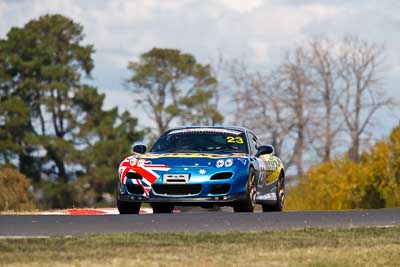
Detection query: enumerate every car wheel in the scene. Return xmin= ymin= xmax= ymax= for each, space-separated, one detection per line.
xmin=262 ymin=172 xmax=285 ymax=212
xmin=117 ymin=199 xmax=141 ymax=214
xmin=151 ymin=203 xmax=174 ymax=213
xmin=233 ymin=168 xmax=256 ymax=212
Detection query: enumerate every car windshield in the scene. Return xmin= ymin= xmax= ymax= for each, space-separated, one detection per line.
xmin=151 ymin=128 xmax=248 ymax=154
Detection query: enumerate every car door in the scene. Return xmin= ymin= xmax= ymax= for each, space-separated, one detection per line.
xmin=247 ymin=132 xmax=267 ymax=192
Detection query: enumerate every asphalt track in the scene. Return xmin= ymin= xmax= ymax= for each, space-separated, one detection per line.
xmin=0 ymin=209 xmax=399 ymax=236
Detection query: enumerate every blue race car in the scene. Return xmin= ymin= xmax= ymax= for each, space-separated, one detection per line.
xmin=117 ymin=126 xmax=285 ymax=213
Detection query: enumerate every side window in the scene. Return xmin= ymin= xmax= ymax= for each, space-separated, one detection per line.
xmin=248 ymin=133 xmax=258 ymax=156
xmin=253 ymin=134 xmax=261 ymax=149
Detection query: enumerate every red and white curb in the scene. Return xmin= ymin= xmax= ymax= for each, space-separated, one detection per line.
xmin=39 ymin=208 xmax=153 ymax=215
xmin=39 ymin=208 xmax=182 ymax=215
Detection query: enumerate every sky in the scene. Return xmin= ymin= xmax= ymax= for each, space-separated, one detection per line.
xmin=1 ymin=0 xmax=399 ymax=136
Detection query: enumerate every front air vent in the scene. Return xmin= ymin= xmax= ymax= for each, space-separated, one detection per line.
xmin=210 ymin=184 xmax=231 ymax=194
xmin=210 ymin=172 xmax=233 ymax=180
xmin=126 ymin=172 xmax=142 ymax=179
xmin=126 ymin=182 xmax=144 ymax=195
xmin=152 ymin=184 xmax=202 ymax=195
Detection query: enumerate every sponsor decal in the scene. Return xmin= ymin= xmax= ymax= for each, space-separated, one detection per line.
xmin=257 ymin=158 xmax=266 ymax=186
xmin=238 ymin=158 xmax=247 ymax=165
xmin=168 ymin=128 xmax=242 ymax=135
xmin=144 ymin=153 xmax=229 ymax=159
xmin=260 ymin=155 xmax=282 ymax=184
xmin=142 ymin=152 xmax=248 ymax=159
xmin=256 ymin=193 xmax=277 ymax=201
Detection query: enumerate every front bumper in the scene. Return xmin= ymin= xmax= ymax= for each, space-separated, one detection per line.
xmin=117 ymin=157 xmax=251 ymax=206
xmin=117 ymin=192 xmax=246 ymax=205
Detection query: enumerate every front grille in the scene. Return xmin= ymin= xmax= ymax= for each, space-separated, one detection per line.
xmin=152 ymin=184 xmax=202 ymax=195
xmin=126 ymin=183 xmax=144 ymax=195
xmin=210 ymin=184 xmax=231 ymax=194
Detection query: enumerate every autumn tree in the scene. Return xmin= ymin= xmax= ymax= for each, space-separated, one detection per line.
xmin=0 ymin=165 xmax=33 ymax=211
xmin=286 ymin=124 xmax=400 ymax=210
xmin=127 ymin=48 xmax=223 ymax=135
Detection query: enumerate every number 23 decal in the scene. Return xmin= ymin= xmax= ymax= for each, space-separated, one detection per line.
xmin=227 ymin=136 xmax=244 ymax=144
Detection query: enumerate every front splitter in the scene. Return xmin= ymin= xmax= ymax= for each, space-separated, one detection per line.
xmin=117 ymin=193 xmax=246 ymax=205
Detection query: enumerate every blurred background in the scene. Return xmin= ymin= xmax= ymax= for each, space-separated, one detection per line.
xmin=1 ymin=0 xmax=399 ymax=211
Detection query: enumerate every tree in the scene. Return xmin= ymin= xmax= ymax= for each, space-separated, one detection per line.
xmin=307 ymin=38 xmax=343 ymax=162
xmin=0 ymin=15 xmax=143 ymax=207
xmin=0 ymin=165 xmax=33 ymax=211
xmin=228 ymin=36 xmax=389 ymax=177
xmin=229 ymin=61 xmax=293 ymax=157
xmin=275 ymin=48 xmax=317 ymax=176
xmin=286 ymin=124 xmax=400 ymax=210
xmin=284 ymin=37 xmax=389 ymax=163
xmin=337 ymin=37 xmax=388 ymax=161
xmin=229 ymin=50 xmax=316 ymax=176
xmin=73 ymin=107 xmax=143 ymax=206
xmin=127 ymin=48 xmax=223 ymax=135
xmin=0 ymin=14 xmax=94 ymax=181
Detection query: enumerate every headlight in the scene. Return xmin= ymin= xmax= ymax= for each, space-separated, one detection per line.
xmin=216 ymin=159 xmax=233 ymax=168
xmin=225 ymin=159 xmax=233 ymax=167
xmin=216 ymin=159 xmax=225 ymax=168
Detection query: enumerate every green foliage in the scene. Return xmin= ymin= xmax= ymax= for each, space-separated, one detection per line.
xmin=34 ymin=181 xmax=74 ymax=210
xmin=127 ymin=47 xmax=223 ymax=135
xmin=286 ymin=125 xmax=400 ymax=210
xmin=0 ymin=166 xmax=33 ymax=211
xmin=0 ymin=98 xmax=29 ymax=160
xmin=73 ymin=110 xmax=143 ymax=207
xmin=0 ymin=15 xmax=144 ymax=208
xmin=179 ymin=88 xmax=224 ymax=125
xmin=0 ymin=14 xmax=96 ymax=181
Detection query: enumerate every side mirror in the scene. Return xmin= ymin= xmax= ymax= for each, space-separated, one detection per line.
xmin=255 ymin=145 xmax=274 ymax=157
xmin=132 ymin=144 xmax=147 ymax=154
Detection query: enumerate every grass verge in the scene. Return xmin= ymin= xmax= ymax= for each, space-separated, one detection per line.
xmin=1 ymin=226 xmax=399 ymax=267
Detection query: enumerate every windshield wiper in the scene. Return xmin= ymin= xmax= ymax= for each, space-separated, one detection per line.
xmin=209 ymin=149 xmax=238 ymax=153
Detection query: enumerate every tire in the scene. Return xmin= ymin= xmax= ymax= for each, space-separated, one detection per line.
xmin=151 ymin=203 xmax=174 ymax=213
xmin=117 ymin=199 xmax=141 ymax=214
xmin=233 ymin=168 xmax=257 ymax=212
xmin=262 ymin=172 xmax=285 ymax=212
